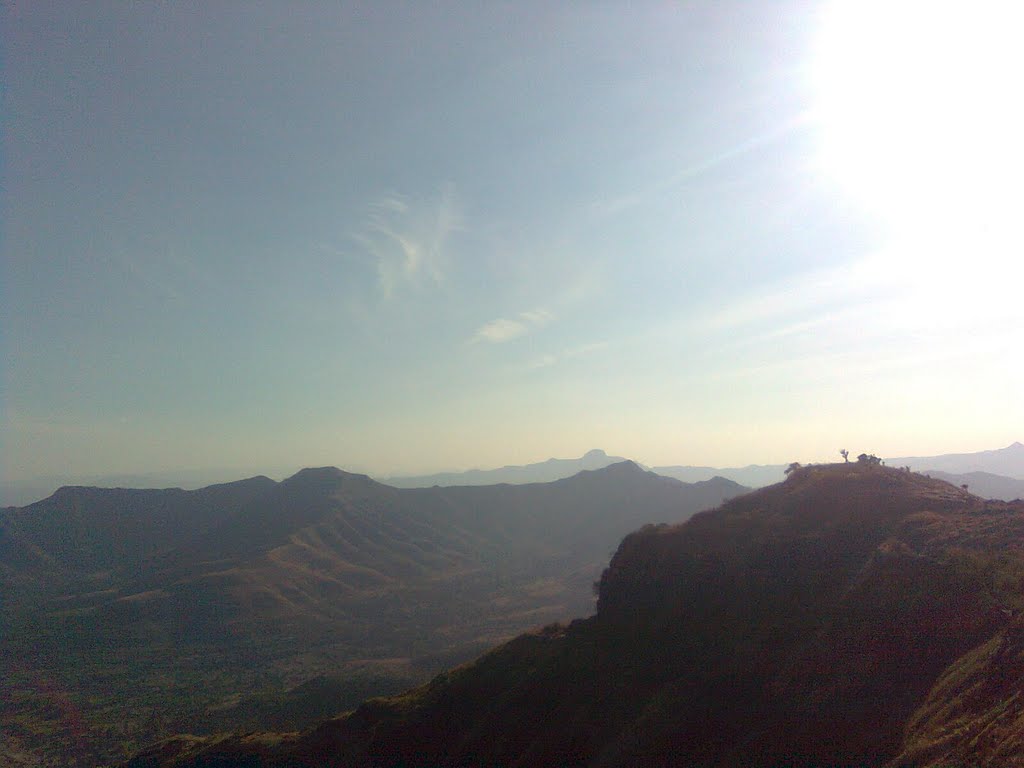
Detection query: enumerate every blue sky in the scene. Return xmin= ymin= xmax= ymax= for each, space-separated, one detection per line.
xmin=3 ymin=1 xmax=1021 ymax=487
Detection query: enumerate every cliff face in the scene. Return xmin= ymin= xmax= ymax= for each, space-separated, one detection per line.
xmin=129 ymin=465 xmax=1024 ymax=767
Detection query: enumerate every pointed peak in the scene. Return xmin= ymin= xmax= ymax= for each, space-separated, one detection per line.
xmin=584 ymin=449 xmax=608 ymax=459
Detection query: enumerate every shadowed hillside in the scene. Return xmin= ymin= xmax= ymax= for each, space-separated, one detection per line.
xmin=1 ymin=463 xmax=743 ymax=766
xmin=132 ymin=464 xmax=1024 ymax=767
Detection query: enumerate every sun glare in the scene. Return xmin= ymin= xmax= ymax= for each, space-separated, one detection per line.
xmin=811 ymin=1 xmax=1024 ymax=227
xmin=810 ymin=0 xmax=1024 ymax=303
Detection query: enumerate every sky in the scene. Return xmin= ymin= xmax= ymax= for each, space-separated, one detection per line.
xmin=3 ymin=1 xmax=1022 ymax=491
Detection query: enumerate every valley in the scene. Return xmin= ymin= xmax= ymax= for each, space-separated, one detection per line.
xmin=0 ymin=463 xmax=742 ymax=766
xmin=130 ymin=462 xmax=1024 ymax=767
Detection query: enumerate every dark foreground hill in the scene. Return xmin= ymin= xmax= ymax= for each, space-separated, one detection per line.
xmin=132 ymin=464 xmax=1024 ymax=767
xmin=1 ymin=462 xmax=743 ymax=766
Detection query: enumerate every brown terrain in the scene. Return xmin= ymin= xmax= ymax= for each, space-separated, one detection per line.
xmin=1 ymin=462 xmax=742 ymax=766
xmin=127 ymin=463 xmax=1024 ymax=767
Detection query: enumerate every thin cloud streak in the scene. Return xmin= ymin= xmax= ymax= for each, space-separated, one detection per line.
xmin=471 ymin=308 xmax=553 ymax=344
xmin=523 ymin=340 xmax=608 ymax=371
xmin=589 ymin=114 xmax=811 ymax=220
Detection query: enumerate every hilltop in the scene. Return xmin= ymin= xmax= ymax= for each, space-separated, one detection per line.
xmin=134 ymin=464 xmax=1024 ymax=767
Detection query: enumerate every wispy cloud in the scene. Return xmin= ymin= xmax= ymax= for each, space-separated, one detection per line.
xmin=472 ymin=308 xmax=553 ymax=344
xmin=567 ymin=341 xmax=608 ymax=358
xmin=524 ymin=340 xmax=608 ymax=371
xmin=349 ymin=186 xmax=462 ymax=297
xmin=697 ymin=257 xmax=887 ymax=335
xmin=525 ymin=353 xmax=558 ymax=370
xmin=588 ymin=114 xmax=810 ymax=220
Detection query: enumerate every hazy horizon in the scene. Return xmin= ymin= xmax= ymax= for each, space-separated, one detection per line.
xmin=4 ymin=441 xmax=1021 ymax=507
xmin=4 ymin=2 xmax=1021 ymax=488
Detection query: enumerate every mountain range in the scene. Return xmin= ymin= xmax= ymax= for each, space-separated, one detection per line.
xmin=383 ymin=448 xmax=633 ymax=487
xmin=1 ymin=462 xmax=745 ymax=767
xmin=4 ymin=443 xmax=1020 ymax=509
xmin=131 ymin=463 xmax=1024 ymax=767
xmin=5 ymin=445 xmax=1023 ymax=766
xmin=892 ymin=441 xmax=1024 ymax=478
xmin=385 ymin=443 xmax=1024 ymax=500
xmin=918 ymin=470 xmax=1024 ymax=502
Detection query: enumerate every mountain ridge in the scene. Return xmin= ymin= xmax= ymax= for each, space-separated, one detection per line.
xmin=382 ymin=442 xmax=1024 ymax=493
xmin=133 ymin=464 xmax=1024 ymax=767
xmin=2 ymin=462 xmax=747 ymax=767
xmin=383 ymin=449 xmax=632 ymax=488
xmin=892 ymin=441 xmax=1024 ymax=480
xmin=4 ymin=443 xmax=1019 ymax=507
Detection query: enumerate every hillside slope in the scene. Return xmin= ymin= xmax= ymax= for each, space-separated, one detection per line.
xmin=0 ymin=476 xmax=277 ymax=600
xmin=134 ymin=465 xmax=1024 ymax=767
xmin=2 ymin=463 xmax=743 ymax=767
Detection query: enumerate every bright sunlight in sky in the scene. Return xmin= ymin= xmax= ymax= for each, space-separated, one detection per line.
xmin=2 ymin=1 xmax=1020 ymax=496
xmin=812 ymin=0 xmax=1024 ymax=280
xmin=807 ymin=0 xmax=1023 ymax=426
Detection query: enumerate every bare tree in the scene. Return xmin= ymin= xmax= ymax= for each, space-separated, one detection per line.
xmin=840 ymin=449 xmax=849 ymax=463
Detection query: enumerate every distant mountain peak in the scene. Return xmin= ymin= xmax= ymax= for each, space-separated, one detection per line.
xmin=286 ymin=466 xmax=370 ymax=482
xmin=568 ymin=461 xmax=648 ymax=484
xmin=282 ymin=467 xmax=376 ymax=493
xmin=601 ymin=459 xmax=642 ymax=473
xmin=583 ymin=449 xmax=608 ymax=459
xmin=288 ymin=466 xmax=347 ymax=481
